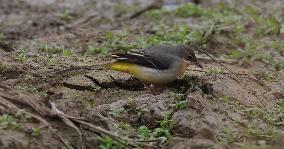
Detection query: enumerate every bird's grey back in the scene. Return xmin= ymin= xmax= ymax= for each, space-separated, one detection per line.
xmin=144 ymin=45 xmax=190 ymax=58
xmin=142 ymin=45 xmax=188 ymax=69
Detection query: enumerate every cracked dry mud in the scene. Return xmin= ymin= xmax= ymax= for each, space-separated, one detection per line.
xmin=1 ymin=0 xmax=284 ymax=149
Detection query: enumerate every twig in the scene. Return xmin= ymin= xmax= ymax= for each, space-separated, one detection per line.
xmin=49 ymin=101 xmax=84 ymax=149
xmin=0 ymin=86 xmax=74 ymax=148
xmin=195 ymin=46 xmax=241 ymax=82
xmin=72 ymin=118 xmax=155 ymax=148
xmin=0 ymin=41 xmax=16 ymax=52
xmin=65 ymin=12 xmax=98 ymax=29
xmin=189 ymin=68 xmax=259 ymax=80
xmin=127 ymin=0 xmax=164 ymax=19
xmin=49 ymin=100 xmax=154 ymax=148
xmin=0 ymin=84 xmax=49 ymax=116
xmin=197 ymin=57 xmax=238 ymax=64
xmin=0 ymin=97 xmax=48 ymax=127
xmin=137 ymin=139 xmax=159 ymax=142
xmin=0 ymin=96 xmax=72 ymax=148
xmin=16 ymin=109 xmax=73 ymax=148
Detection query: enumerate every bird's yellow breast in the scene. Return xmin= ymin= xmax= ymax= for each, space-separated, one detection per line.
xmin=108 ymin=62 xmax=141 ymax=75
xmin=108 ymin=60 xmax=189 ymax=84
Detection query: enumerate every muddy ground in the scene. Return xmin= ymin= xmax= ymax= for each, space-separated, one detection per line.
xmin=0 ymin=0 xmax=284 ymax=149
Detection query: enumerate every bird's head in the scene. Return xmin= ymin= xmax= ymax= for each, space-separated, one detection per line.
xmin=183 ymin=46 xmax=202 ymax=68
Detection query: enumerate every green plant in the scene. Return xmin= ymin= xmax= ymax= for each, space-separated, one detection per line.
xmin=136 ymin=112 xmax=173 ymax=143
xmin=175 ymin=3 xmax=206 ymax=17
xmin=99 ymin=136 xmax=124 ymax=149
xmin=221 ymin=96 xmax=230 ymax=103
xmin=15 ymin=109 xmax=32 ymax=122
xmin=0 ymin=33 xmax=5 ymax=41
xmin=271 ymin=40 xmax=284 ymax=53
xmin=104 ymin=31 xmax=141 ymax=51
xmin=60 ymin=10 xmax=72 ymax=22
xmin=32 ymin=127 xmax=41 ymax=137
xmin=146 ymin=9 xmax=168 ymax=20
xmin=17 ymin=49 xmax=27 ymax=63
xmin=272 ymin=60 xmax=284 ymax=71
xmin=88 ymin=31 xmax=143 ymax=55
xmin=110 ymin=107 xmax=124 ymax=118
xmin=258 ymin=71 xmax=275 ymax=82
xmin=278 ymin=100 xmax=284 ymax=113
xmin=170 ymin=92 xmax=187 ymax=110
xmin=62 ymin=48 xmax=73 ymax=57
xmin=187 ymin=29 xmax=204 ymax=43
xmin=39 ymin=90 xmax=48 ymax=97
xmin=15 ymin=110 xmax=24 ymax=118
xmin=88 ymin=45 xmax=108 ymax=55
xmin=40 ymin=44 xmax=61 ymax=54
xmin=205 ymin=66 xmax=222 ymax=76
xmin=171 ymin=92 xmax=184 ymax=100
xmin=245 ymin=125 xmax=279 ymax=140
xmin=243 ymin=5 xmax=280 ymax=36
xmin=0 ymin=114 xmax=19 ymax=130
xmin=39 ymin=44 xmax=73 ymax=57
xmin=113 ymin=4 xmax=140 ymax=16
xmin=231 ymin=37 xmax=255 ymax=58
xmin=116 ymin=122 xmax=132 ymax=131
xmin=255 ymin=15 xmax=281 ymax=36
xmin=218 ymin=127 xmax=239 ymax=145
xmin=153 ymin=112 xmax=171 ymax=139
xmin=238 ymin=102 xmax=284 ymax=126
xmin=137 ymin=104 xmax=149 ymax=116
xmin=172 ymin=100 xmax=187 ymax=110
xmin=146 ymin=24 xmax=192 ymax=45
xmin=47 ymin=58 xmax=55 ymax=65
xmin=88 ymin=99 xmax=96 ymax=108
xmin=137 ymin=125 xmax=151 ymax=139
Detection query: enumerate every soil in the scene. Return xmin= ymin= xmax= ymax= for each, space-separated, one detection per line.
xmin=0 ymin=0 xmax=283 ymax=149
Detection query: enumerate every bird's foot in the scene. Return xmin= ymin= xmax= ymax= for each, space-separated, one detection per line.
xmin=145 ymin=84 xmax=167 ymax=94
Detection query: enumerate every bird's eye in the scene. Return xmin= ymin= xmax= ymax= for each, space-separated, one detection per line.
xmin=187 ymin=55 xmax=193 ymax=60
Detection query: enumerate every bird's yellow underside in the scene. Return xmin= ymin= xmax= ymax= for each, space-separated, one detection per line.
xmin=108 ymin=60 xmax=189 ymax=84
xmin=108 ymin=62 xmax=141 ymax=76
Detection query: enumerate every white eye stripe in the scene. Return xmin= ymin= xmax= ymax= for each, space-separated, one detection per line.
xmin=126 ymin=52 xmax=145 ymax=57
xmin=112 ymin=55 xmax=119 ymax=58
xmin=116 ymin=58 xmax=129 ymax=60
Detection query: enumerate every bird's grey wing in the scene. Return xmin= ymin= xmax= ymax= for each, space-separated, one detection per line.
xmin=145 ymin=45 xmax=190 ymax=58
xmin=143 ymin=51 xmax=179 ymax=69
xmin=112 ymin=49 xmax=178 ymax=70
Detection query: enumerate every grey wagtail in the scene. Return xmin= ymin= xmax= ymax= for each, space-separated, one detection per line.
xmin=108 ymin=45 xmax=202 ymax=84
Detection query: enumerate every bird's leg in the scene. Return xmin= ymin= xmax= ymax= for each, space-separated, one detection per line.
xmin=146 ymin=84 xmax=167 ymax=94
xmin=136 ymin=79 xmax=166 ymax=94
xmin=138 ymin=80 xmax=149 ymax=89
xmin=138 ymin=80 xmax=155 ymax=91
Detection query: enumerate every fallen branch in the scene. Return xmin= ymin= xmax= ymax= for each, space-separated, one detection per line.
xmin=0 ymin=96 xmax=72 ymax=148
xmin=65 ymin=12 xmax=98 ymax=29
xmin=0 ymin=41 xmax=16 ymax=52
xmin=49 ymin=100 xmax=155 ymax=148
xmin=49 ymin=101 xmax=84 ymax=149
xmin=0 ymin=84 xmax=49 ymax=116
xmin=127 ymin=0 xmax=164 ymax=19
xmin=197 ymin=57 xmax=238 ymax=64
xmin=190 ymin=68 xmax=259 ymax=80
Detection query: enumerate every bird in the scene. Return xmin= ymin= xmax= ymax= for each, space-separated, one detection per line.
xmin=108 ymin=45 xmax=202 ymax=84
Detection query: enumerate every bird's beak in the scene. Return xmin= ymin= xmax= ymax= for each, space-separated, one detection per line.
xmin=185 ymin=60 xmax=203 ymax=68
